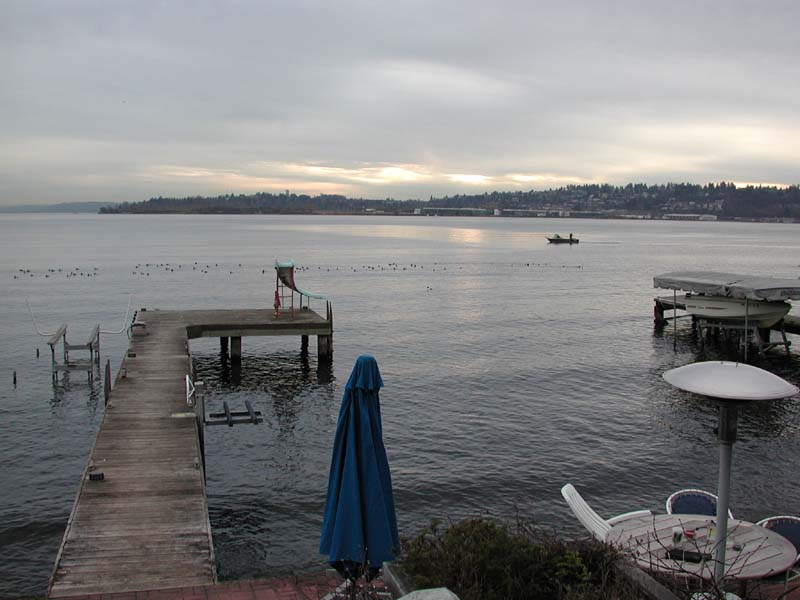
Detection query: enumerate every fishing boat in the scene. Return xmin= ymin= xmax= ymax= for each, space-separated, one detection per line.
xmin=547 ymin=233 xmax=579 ymax=244
xmin=653 ymin=270 xmax=798 ymax=327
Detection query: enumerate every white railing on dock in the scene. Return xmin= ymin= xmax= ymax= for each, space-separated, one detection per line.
xmin=186 ymin=375 xmax=196 ymax=407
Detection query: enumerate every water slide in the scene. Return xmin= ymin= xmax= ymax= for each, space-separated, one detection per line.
xmin=275 ymin=260 xmax=327 ymax=299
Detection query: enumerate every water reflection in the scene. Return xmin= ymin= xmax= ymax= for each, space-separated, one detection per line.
xmin=48 ymin=370 xmax=102 ymax=413
xmin=447 ymin=227 xmax=485 ymax=245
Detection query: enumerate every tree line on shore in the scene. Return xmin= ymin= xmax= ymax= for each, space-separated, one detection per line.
xmin=99 ymin=182 xmax=800 ymax=220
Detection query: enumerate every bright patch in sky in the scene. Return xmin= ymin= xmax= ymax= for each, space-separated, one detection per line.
xmin=446 ymin=174 xmax=491 ymax=185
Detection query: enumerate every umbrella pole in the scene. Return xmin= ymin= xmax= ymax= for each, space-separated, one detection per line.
xmin=713 ymin=403 xmax=737 ymax=586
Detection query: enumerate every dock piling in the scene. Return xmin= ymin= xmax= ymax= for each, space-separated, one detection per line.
xmin=653 ymin=299 xmax=668 ymax=326
xmin=231 ymin=336 xmax=242 ymax=360
xmin=195 ymin=380 xmax=206 ymax=473
xmin=318 ymin=334 xmax=333 ymax=359
xmin=104 ymin=359 xmax=111 ymax=405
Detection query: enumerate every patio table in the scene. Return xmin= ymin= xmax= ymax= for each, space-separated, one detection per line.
xmin=606 ymin=513 xmax=797 ymax=581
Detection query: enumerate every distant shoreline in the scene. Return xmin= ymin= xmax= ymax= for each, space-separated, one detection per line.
xmin=96 ymin=182 xmax=800 ymax=222
xmin=5 ymin=182 xmax=799 ymax=221
xmin=0 ymin=201 xmax=114 ymax=214
xmin=1 ymin=210 xmax=796 ymax=224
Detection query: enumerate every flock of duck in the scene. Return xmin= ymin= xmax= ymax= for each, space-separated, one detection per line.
xmin=11 ymin=261 xmax=583 ymax=280
xmin=13 ymin=267 xmax=100 ymax=279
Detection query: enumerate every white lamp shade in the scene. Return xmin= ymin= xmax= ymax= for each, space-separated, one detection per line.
xmin=663 ymin=361 xmax=799 ymax=401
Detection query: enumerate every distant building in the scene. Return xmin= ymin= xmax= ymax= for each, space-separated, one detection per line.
xmin=417 ymin=207 xmax=489 ymax=216
xmin=663 ymin=213 xmax=717 ymax=221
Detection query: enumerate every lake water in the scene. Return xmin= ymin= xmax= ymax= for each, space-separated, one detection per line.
xmin=1 ymin=214 xmax=799 ymax=597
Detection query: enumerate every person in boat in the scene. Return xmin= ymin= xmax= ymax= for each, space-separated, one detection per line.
xmin=569 ymin=233 xmax=573 ymax=240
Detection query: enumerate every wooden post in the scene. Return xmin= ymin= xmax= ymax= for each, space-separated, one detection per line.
xmin=195 ymin=381 xmax=206 ymax=477
xmin=318 ymin=334 xmax=332 ymax=360
xmin=220 ymin=336 xmax=228 ymax=355
xmin=673 ymin=290 xmax=677 ymax=351
xmin=653 ymin=301 xmax=665 ymax=326
xmin=231 ymin=336 xmax=242 ymax=359
xmin=104 ymin=359 xmax=111 ymax=405
xmin=301 ymin=335 xmax=309 ymax=352
xmin=780 ymin=322 xmax=791 ymax=357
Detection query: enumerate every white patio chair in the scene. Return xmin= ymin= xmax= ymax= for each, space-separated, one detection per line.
xmin=607 ymin=509 xmax=654 ymax=525
xmin=756 ymin=515 xmax=800 ymax=592
xmin=561 ymin=483 xmax=651 ymax=542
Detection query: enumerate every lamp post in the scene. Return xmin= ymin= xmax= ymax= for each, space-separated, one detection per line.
xmin=663 ymin=361 xmax=798 ymax=586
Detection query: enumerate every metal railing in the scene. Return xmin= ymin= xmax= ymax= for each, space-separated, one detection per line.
xmin=186 ymin=374 xmax=196 ymax=407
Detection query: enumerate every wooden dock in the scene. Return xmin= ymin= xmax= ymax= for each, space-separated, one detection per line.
xmin=48 ymin=307 xmax=333 ymax=598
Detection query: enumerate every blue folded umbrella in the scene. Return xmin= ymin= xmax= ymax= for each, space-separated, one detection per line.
xmin=320 ymin=355 xmax=399 ymax=581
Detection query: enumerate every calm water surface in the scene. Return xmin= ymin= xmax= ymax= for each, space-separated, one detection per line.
xmin=1 ymin=214 xmax=799 ymax=597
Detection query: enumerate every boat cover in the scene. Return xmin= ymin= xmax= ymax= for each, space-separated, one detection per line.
xmin=654 ymin=271 xmax=800 ymax=301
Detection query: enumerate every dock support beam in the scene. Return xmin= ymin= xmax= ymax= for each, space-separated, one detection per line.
xmin=194 ymin=381 xmax=206 ymax=477
xmin=301 ymin=335 xmax=309 ymax=352
xmin=318 ymin=334 xmax=332 ymax=360
xmin=104 ymin=359 xmax=111 ymax=405
xmin=231 ymin=336 xmax=242 ymax=359
xmin=220 ymin=336 xmax=228 ymax=355
xmin=654 ymin=301 xmax=666 ymax=326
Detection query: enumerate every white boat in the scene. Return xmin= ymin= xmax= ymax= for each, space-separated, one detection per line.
xmin=682 ymin=295 xmax=791 ymax=327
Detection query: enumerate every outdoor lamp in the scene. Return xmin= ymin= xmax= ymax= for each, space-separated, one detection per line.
xmin=663 ymin=361 xmax=798 ymax=585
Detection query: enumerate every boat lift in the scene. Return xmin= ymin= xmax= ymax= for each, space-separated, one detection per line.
xmin=27 ymin=296 xmax=133 ymax=383
xmin=185 ymin=374 xmax=262 ymax=475
xmin=653 ymin=271 xmax=800 ymax=359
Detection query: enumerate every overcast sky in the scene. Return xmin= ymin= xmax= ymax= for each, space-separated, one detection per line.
xmin=2 ymin=1 xmax=798 ymax=205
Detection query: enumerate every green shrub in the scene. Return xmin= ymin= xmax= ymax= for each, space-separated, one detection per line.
xmin=400 ymin=517 xmax=631 ymax=600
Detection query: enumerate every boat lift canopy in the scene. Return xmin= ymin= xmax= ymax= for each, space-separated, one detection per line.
xmin=654 ymin=271 xmax=800 ymax=302
xmin=275 ymin=260 xmax=327 ymax=300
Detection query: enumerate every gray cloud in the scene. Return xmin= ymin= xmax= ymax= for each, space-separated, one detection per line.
xmin=2 ymin=0 xmax=798 ymax=204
